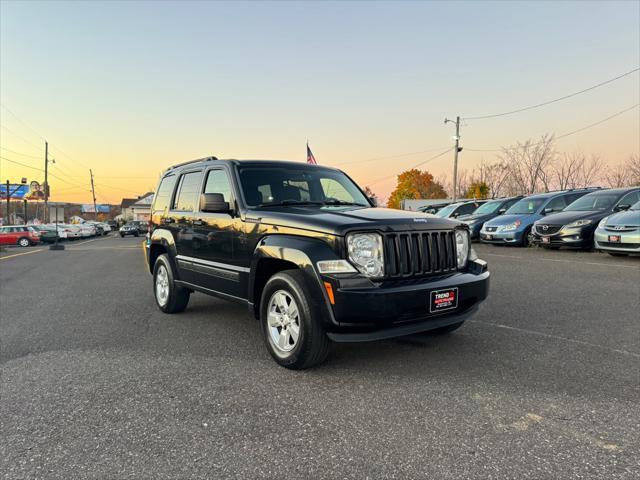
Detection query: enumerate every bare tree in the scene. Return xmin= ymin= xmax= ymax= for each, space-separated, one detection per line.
xmin=604 ymin=163 xmax=630 ymax=188
xmin=499 ymin=134 xmax=556 ymax=195
xmin=479 ymin=160 xmax=511 ymax=198
xmin=551 ymin=152 xmax=602 ymax=190
xmin=626 ymin=153 xmax=640 ymax=186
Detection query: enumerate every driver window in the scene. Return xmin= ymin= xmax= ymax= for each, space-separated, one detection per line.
xmin=204 ymin=170 xmax=232 ymax=203
xmin=618 ymin=190 xmax=640 ymax=207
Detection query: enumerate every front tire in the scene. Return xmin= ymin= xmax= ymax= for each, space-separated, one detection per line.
xmin=153 ymin=254 xmax=190 ymax=313
xmin=260 ymin=270 xmax=331 ymax=369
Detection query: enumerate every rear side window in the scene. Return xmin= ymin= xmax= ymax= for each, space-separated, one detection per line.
xmin=153 ymin=175 xmax=178 ymax=214
xmin=172 ymin=171 xmax=203 ymax=211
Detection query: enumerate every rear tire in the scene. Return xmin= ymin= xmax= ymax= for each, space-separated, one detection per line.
xmin=17 ymin=237 xmax=31 ymax=247
xmin=260 ymin=270 xmax=331 ymax=369
xmin=153 ymin=254 xmax=190 ymax=313
xmin=430 ymin=321 xmax=465 ymax=335
xmin=120 ymin=233 xmax=125 ymax=238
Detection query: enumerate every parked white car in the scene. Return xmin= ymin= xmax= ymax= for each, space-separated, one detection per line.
xmin=60 ymin=224 xmax=82 ymax=240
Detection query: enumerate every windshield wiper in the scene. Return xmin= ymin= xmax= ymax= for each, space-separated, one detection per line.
xmin=256 ymin=200 xmax=325 ymax=208
xmin=321 ymin=200 xmax=368 ymax=207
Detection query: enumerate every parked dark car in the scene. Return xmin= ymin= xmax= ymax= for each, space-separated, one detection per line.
xmin=145 ymin=157 xmax=490 ymax=369
xmin=119 ymin=222 xmax=141 ymax=237
xmin=533 ymin=187 xmax=640 ymax=249
xmin=480 ymin=188 xmax=597 ymax=246
xmin=435 ymin=200 xmax=486 ymax=219
xmin=30 ymin=225 xmax=60 ymax=243
xmin=418 ymin=202 xmax=451 ymax=214
xmin=457 ymin=196 xmax=523 ymax=239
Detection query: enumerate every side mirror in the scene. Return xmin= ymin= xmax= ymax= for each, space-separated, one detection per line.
xmin=200 ymin=193 xmax=230 ymax=213
xmin=368 ymin=196 xmax=377 ymax=207
xmin=498 ymin=208 xmax=507 ymax=215
xmin=451 ymin=212 xmax=459 ymax=218
xmin=614 ymin=204 xmax=631 ymax=212
xmin=543 ymin=207 xmax=554 ymax=215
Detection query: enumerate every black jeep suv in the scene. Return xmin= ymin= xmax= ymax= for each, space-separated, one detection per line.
xmin=145 ymin=157 xmax=490 ymax=369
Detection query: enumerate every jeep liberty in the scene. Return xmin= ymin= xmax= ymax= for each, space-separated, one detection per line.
xmin=146 ymin=157 xmax=490 ymax=369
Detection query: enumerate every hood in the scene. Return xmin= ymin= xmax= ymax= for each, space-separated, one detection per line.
xmin=457 ymin=212 xmax=497 ymax=223
xmin=245 ymin=206 xmax=460 ymax=236
xmin=484 ymin=213 xmax=539 ymax=227
xmin=537 ymin=210 xmax=607 ymax=226
xmin=603 ymin=209 xmax=640 ymax=227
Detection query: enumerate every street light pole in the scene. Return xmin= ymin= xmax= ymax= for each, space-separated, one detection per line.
xmin=444 ymin=116 xmax=462 ymax=201
xmin=44 ymin=141 xmax=49 ymax=223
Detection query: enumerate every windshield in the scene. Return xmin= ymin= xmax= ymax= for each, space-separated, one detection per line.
xmin=435 ymin=203 xmax=462 ymax=217
xmin=473 ymin=201 xmax=502 ymax=215
xmin=505 ymin=198 xmax=545 ymax=215
xmin=238 ymin=165 xmax=369 ymax=207
xmin=565 ymin=193 xmax=619 ymax=211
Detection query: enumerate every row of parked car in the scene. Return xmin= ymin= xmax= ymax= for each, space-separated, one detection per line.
xmin=420 ymin=187 xmax=640 ymax=256
xmin=0 ymin=221 xmax=113 ymax=247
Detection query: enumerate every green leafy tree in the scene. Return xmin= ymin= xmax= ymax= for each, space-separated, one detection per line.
xmin=465 ymin=181 xmax=490 ymax=199
xmin=387 ymin=169 xmax=447 ymax=209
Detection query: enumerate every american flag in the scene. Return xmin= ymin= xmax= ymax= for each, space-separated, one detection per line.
xmin=306 ymin=143 xmax=317 ymax=165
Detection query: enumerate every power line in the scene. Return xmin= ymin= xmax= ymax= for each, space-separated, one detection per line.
xmin=0 ymin=103 xmax=46 ymax=140
xmin=336 ymin=146 xmax=450 ymax=167
xmin=365 ymin=148 xmax=453 ymax=186
xmin=0 ymin=124 xmax=43 ymax=151
xmin=0 ymin=155 xmax=44 ymax=172
xmin=463 ymin=67 xmax=639 ymax=120
xmin=0 ymin=146 xmax=42 ymax=160
xmin=466 ymin=103 xmax=640 ymax=152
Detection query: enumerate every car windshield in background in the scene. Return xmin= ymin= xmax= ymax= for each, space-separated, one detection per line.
xmin=505 ymin=198 xmax=545 ymax=215
xmin=238 ymin=166 xmax=369 ymax=207
xmin=473 ymin=201 xmax=502 ymax=215
xmin=435 ymin=204 xmax=461 ymax=217
xmin=564 ymin=193 xmax=618 ymax=211
xmin=631 ymin=200 xmax=640 ymax=210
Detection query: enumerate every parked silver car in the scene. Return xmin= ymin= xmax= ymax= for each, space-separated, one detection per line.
xmin=594 ymin=200 xmax=640 ymax=256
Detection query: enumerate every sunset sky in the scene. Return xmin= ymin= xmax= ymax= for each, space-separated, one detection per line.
xmin=1 ymin=1 xmax=638 ymax=205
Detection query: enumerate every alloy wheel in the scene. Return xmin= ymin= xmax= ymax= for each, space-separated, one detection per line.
xmin=267 ymin=290 xmax=301 ymax=353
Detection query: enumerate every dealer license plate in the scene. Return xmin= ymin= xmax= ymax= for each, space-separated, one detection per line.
xmin=430 ymin=288 xmax=458 ymax=313
xmin=542 ymin=237 xmax=550 ymax=244
xmin=608 ymin=235 xmax=621 ymax=243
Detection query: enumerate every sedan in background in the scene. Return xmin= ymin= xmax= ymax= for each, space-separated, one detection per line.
xmin=533 ymin=188 xmax=640 ymax=249
xmin=457 ymin=196 xmax=522 ymax=239
xmin=480 ymin=188 xmax=596 ymax=246
xmin=594 ymin=199 xmax=640 ymax=256
xmin=435 ymin=200 xmax=486 ymax=219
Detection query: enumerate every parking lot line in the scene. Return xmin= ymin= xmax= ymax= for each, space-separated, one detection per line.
xmin=0 ymin=248 xmax=45 ymax=261
xmin=539 ymin=257 xmax=640 ymax=269
xmin=470 ymin=320 xmax=640 ymax=359
xmin=483 ymin=253 xmax=523 ymax=259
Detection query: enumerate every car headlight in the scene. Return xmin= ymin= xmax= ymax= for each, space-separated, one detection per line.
xmin=500 ymin=220 xmax=521 ymax=232
xmin=598 ymin=217 xmax=609 ymax=228
xmin=566 ymin=219 xmax=592 ymax=228
xmin=455 ymin=230 xmax=470 ymax=269
xmin=347 ymin=233 xmax=384 ymax=277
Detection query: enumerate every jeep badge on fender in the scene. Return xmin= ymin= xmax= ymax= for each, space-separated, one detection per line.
xmin=145 ymin=157 xmax=490 ymax=369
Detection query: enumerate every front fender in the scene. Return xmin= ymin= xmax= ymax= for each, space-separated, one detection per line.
xmin=250 ymin=235 xmax=341 ymax=325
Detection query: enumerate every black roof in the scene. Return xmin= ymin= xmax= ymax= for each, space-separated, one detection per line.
xmin=163 ymin=158 xmax=340 ymax=176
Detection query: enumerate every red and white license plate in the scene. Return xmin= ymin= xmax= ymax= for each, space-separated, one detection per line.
xmin=541 ymin=237 xmax=550 ymax=244
xmin=430 ymin=288 xmax=458 ymax=313
xmin=608 ymin=235 xmax=621 ymax=243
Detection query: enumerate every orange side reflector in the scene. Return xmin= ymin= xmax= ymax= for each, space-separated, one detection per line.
xmin=323 ymin=281 xmax=335 ymax=305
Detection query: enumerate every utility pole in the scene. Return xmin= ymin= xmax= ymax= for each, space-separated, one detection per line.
xmin=5 ymin=179 xmax=9 ymax=224
xmin=44 ymin=141 xmax=49 ymax=223
xmin=90 ymin=169 xmax=98 ymax=220
xmin=444 ymin=116 xmax=463 ymax=201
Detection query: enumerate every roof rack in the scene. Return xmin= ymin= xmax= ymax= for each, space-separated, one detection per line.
xmin=168 ymin=155 xmax=219 ymax=170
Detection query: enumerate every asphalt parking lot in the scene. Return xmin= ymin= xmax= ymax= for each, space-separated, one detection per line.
xmin=1 ymin=236 xmax=639 ymax=479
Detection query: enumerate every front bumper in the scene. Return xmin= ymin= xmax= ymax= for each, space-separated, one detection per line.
xmin=594 ymin=228 xmax=640 ymax=253
xmin=479 ymin=229 xmax=524 ymax=244
xmin=321 ymin=261 xmax=489 ymax=340
xmin=532 ymin=226 xmax=594 ymax=248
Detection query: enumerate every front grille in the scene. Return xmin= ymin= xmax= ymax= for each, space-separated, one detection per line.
xmin=383 ymin=231 xmax=457 ymax=278
xmin=535 ymin=224 xmax=561 ymax=235
xmin=605 ymin=226 xmax=638 ymax=232
xmin=485 ymin=226 xmax=498 ymax=232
